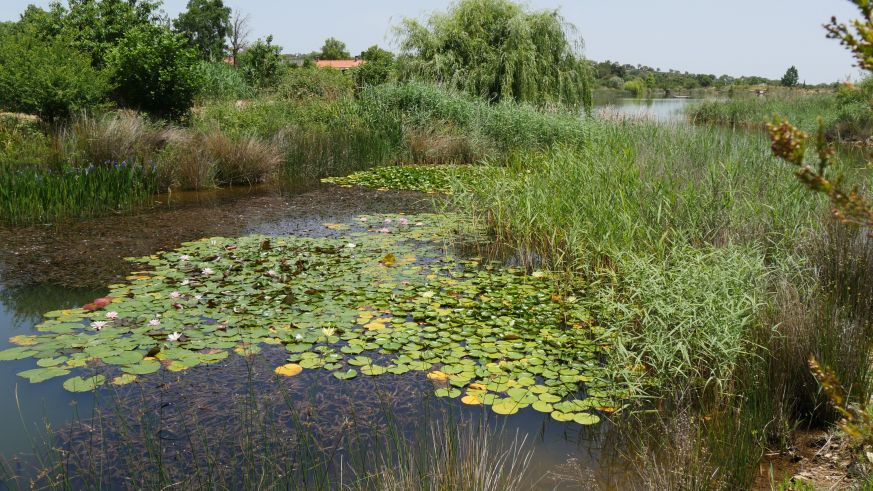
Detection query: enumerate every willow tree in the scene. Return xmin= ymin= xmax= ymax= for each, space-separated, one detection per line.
xmin=395 ymin=0 xmax=592 ymax=110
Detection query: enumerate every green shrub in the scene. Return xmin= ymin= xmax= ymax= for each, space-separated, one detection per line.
xmin=275 ymin=67 xmax=354 ymax=101
xmin=194 ymin=61 xmax=255 ymax=101
xmin=623 ymin=78 xmax=647 ymax=98
xmin=0 ymin=29 xmax=108 ymax=120
xmin=238 ymin=35 xmax=283 ymax=89
xmin=106 ymin=25 xmax=202 ymax=118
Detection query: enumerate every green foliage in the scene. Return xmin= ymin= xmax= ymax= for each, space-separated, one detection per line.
xmin=781 ymin=65 xmax=799 ymax=87
xmin=194 ymin=60 xmax=255 ymax=101
xmin=319 ymin=37 xmax=350 ymax=59
xmin=106 ymin=25 xmax=202 ymax=118
xmin=49 ymin=0 xmax=162 ymax=68
xmin=623 ymin=78 xmax=647 ymax=98
xmin=322 ymin=165 xmax=486 ymax=193
xmin=0 ymin=28 xmax=108 ymax=120
xmin=0 ymin=161 xmax=158 ymax=225
xmin=276 ymin=67 xmax=354 ymax=101
xmin=174 ymin=0 xmax=231 ymax=61
xmin=238 ymin=35 xmax=283 ymax=88
xmin=395 ymin=0 xmax=592 ymax=108
xmin=353 ymin=45 xmax=396 ymax=88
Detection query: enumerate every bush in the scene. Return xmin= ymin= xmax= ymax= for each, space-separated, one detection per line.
xmin=194 ymin=61 xmax=255 ymax=101
xmin=238 ymin=36 xmax=283 ymax=89
xmin=276 ymin=67 xmax=354 ymax=101
xmin=0 ymin=29 xmax=108 ymax=120
xmin=106 ymin=25 xmax=202 ymax=118
xmin=624 ymin=78 xmax=647 ymax=98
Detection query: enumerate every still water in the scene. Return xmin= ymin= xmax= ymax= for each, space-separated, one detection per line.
xmin=0 ymin=185 xmax=628 ymax=489
xmin=594 ymin=96 xmax=701 ymax=123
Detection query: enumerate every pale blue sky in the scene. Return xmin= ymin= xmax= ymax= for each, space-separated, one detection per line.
xmin=0 ymin=1 xmax=863 ymax=83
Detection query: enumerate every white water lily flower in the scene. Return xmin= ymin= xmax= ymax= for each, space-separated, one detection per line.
xmin=322 ymin=327 xmax=336 ymax=337
xmin=294 ymin=334 xmax=303 ymax=341
xmin=169 ymin=291 xmax=181 ymax=299
xmin=180 ymin=255 xmax=190 ymax=261
xmin=346 ymin=243 xmax=356 ymax=248
xmin=194 ymin=294 xmax=203 ymax=301
xmin=384 ymin=218 xmax=393 ymax=224
xmin=181 ymin=279 xmax=190 ymax=286
xmin=148 ymin=319 xmax=161 ymax=327
xmin=105 ymin=311 xmax=118 ymax=319
xmin=91 ymin=321 xmax=108 ymax=330
xmin=202 ymin=267 xmax=214 ymax=275
xmin=359 ymin=217 xmax=368 ymax=222
xmin=267 ymin=270 xmax=277 ymax=276
xmin=415 ymin=222 xmax=424 ymax=226
xmin=167 ymin=332 xmax=182 ymax=342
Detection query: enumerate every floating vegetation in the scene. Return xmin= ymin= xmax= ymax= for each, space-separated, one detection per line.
xmin=321 ymin=165 xmax=488 ymax=194
xmin=1 ymin=214 xmax=620 ymax=423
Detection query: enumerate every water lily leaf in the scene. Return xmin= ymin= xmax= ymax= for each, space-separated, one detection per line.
xmin=347 ymin=356 xmax=372 ymax=366
xmin=491 ymin=399 xmax=520 ymax=415
xmin=461 ymin=394 xmax=481 ymax=405
xmin=17 ymin=367 xmax=70 ymax=383
xmin=122 ymin=360 xmax=161 ymax=375
xmin=434 ymin=388 xmax=461 ymax=398
xmin=532 ymin=401 xmax=554 ymax=413
xmin=275 ymin=363 xmax=303 ymax=377
xmin=9 ymin=335 xmax=39 ymax=346
xmin=0 ymin=347 xmax=37 ymax=361
xmin=63 ymin=375 xmax=106 ymax=392
xmin=333 ymin=369 xmax=357 ymax=380
xmin=550 ymin=411 xmax=574 ymax=422
xmin=361 ymin=365 xmax=387 ymax=376
xmin=426 ymin=370 xmax=449 ymax=382
xmin=37 ymin=357 xmax=68 ymax=367
xmin=539 ymin=393 xmax=562 ymax=403
xmin=573 ymin=412 xmax=601 ymax=425
xmin=112 ymin=374 xmax=137 ymax=385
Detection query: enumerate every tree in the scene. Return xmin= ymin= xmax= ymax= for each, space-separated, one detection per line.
xmin=174 ymin=0 xmax=231 ymax=61
xmin=106 ymin=24 xmax=201 ymax=117
xmin=238 ymin=35 xmax=283 ymax=88
xmin=781 ymin=65 xmax=799 ymax=87
xmin=56 ymin=0 xmax=162 ymax=68
xmin=394 ymin=0 xmax=592 ymax=109
xmin=227 ymin=10 xmax=251 ymax=66
xmin=319 ymin=37 xmax=349 ymax=60
xmin=354 ymin=45 xmax=395 ymax=87
xmin=0 ymin=27 xmax=108 ymax=120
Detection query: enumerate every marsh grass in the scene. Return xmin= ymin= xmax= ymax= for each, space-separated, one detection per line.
xmin=0 ymin=162 xmax=158 ymax=225
xmin=2 ymin=363 xmax=536 ymax=491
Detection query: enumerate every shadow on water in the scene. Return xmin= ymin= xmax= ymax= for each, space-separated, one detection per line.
xmin=0 ymin=182 xmax=635 ymax=489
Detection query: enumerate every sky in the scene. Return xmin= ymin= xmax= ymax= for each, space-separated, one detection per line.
xmin=0 ymin=0 xmax=863 ymax=84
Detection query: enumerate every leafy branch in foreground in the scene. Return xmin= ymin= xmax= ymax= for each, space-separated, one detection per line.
xmin=767 ymin=119 xmax=873 ymax=230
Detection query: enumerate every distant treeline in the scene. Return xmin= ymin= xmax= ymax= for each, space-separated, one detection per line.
xmin=591 ymin=59 xmax=824 ymax=91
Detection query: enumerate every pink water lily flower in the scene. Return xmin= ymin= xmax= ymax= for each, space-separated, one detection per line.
xmin=384 ymin=218 xmax=393 ymax=224
xmin=377 ymin=228 xmax=391 ymax=234
xmin=180 ymin=255 xmax=190 ymax=261
xmin=398 ymin=218 xmax=409 ymax=226
xmin=91 ymin=321 xmax=108 ymax=330
xmin=105 ymin=311 xmax=118 ymax=319
xmin=202 ymin=267 xmax=214 ymax=275
xmin=170 ymin=291 xmax=181 ymax=299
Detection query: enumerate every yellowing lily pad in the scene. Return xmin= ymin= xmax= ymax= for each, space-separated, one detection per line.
xmin=274 ymin=363 xmax=303 ymax=377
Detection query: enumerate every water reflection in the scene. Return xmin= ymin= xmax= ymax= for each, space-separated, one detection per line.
xmin=595 ymin=97 xmax=701 ymax=123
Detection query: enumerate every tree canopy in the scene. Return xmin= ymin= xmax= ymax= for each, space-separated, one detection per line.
xmin=394 ymin=0 xmax=592 ymax=108
xmin=320 ymin=37 xmax=350 ymax=60
xmin=175 ymin=0 xmax=231 ymax=61
xmin=781 ymin=65 xmax=799 ymax=87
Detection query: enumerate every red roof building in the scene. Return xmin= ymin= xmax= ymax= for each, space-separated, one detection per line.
xmin=315 ymin=59 xmax=365 ymax=70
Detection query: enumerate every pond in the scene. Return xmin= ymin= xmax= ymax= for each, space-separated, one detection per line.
xmin=593 ymin=96 xmax=703 ymax=123
xmin=0 ymin=182 xmax=632 ymax=489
